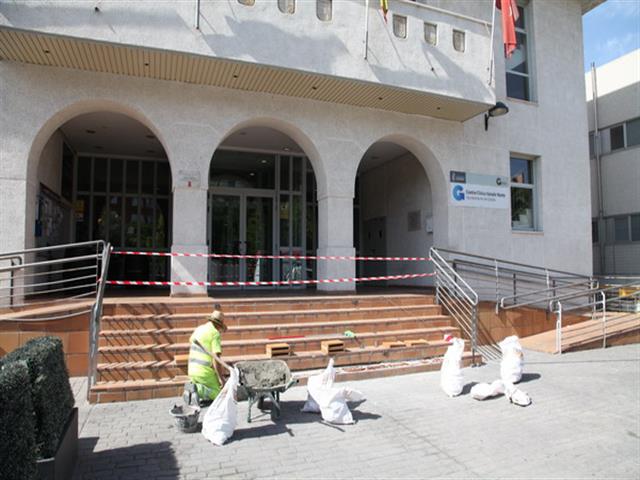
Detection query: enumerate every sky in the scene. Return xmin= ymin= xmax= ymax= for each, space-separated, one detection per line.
xmin=583 ymin=0 xmax=640 ymax=72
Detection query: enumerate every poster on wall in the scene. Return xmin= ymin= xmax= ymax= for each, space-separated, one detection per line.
xmin=448 ymin=171 xmax=509 ymax=209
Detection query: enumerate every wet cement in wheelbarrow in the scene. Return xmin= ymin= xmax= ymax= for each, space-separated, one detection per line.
xmin=238 ymin=362 xmax=289 ymax=390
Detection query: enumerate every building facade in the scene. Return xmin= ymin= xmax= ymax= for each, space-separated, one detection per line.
xmin=587 ymin=49 xmax=640 ymax=276
xmin=0 ymin=0 xmax=599 ymax=295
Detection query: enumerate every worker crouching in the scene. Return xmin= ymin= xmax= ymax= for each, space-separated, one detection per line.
xmin=187 ymin=304 xmax=231 ymax=404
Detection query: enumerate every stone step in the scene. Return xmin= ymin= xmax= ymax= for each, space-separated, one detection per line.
xmin=100 ymin=304 xmax=442 ymax=330
xmin=96 ymin=340 xmax=458 ymax=382
xmin=89 ymin=352 xmax=477 ymax=403
xmin=98 ymin=314 xmax=453 ymax=346
xmin=97 ymin=326 xmax=459 ymax=363
xmin=102 ymin=293 xmax=435 ymax=316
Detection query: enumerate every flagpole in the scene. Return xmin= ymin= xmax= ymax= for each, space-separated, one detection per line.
xmin=488 ymin=0 xmax=497 ymax=85
xmin=364 ymin=0 xmax=370 ymax=60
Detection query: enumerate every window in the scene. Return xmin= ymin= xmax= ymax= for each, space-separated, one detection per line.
xmin=610 ymin=125 xmax=625 ymax=151
xmin=506 ymin=4 xmax=532 ymax=101
xmin=278 ymin=0 xmax=295 ymax=14
xmin=452 ymin=29 xmax=465 ymax=52
xmin=393 ymin=15 xmax=407 ymax=39
xmin=588 ymin=132 xmax=595 ymax=158
xmin=631 ymin=215 xmax=640 ymax=242
xmin=237 ymin=0 xmax=255 ymax=5
xmin=592 ymin=220 xmax=599 ymax=244
xmin=510 ymin=156 xmax=536 ymax=230
xmin=614 ymin=217 xmax=629 ymax=242
xmin=316 ymin=0 xmax=332 ymax=21
xmin=626 ymin=118 xmax=640 ymax=147
xmin=424 ymin=22 xmax=437 ymax=45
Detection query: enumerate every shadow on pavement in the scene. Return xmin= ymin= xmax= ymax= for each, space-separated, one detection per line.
xmin=73 ymin=437 xmax=178 ymax=479
xmin=518 ymin=373 xmax=541 ymax=383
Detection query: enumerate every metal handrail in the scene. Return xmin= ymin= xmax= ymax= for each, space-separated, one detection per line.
xmin=1 ymin=256 xmax=23 ymax=306
xmin=551 ymin=281 xmax=639 ymax=354
xmin=0 ymin=240 xmax=108 ymax=259
xmin=88 ymin=244 xmax=112 ymax=394
xmin=430 ymin=247 xmax=481 ymax=364
xmin=500 ymin=279 xmax=597 ymax=310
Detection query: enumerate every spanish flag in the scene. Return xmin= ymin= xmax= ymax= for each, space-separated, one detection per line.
xmin=380 ymin=0 xmax=389 ymax=23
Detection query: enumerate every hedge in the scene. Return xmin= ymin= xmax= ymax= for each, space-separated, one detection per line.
xmin=1 ymin=336 xmax=75 ymax=459
xmin=0 ymin=361 xmax=37 ymax=480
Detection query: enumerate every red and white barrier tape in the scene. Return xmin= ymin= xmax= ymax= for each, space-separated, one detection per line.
xmin=111 ymin=250 xmax=431 ymax=262
xmin=106 ymin=272 xmax=434 ymax=287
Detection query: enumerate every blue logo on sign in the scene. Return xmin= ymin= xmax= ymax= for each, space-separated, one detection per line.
xmin=452 ymin=185 xmax=465 ymax=201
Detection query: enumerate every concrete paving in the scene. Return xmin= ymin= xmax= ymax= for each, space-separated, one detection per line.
xmin=72 ymin=344 xmax=640 ymax=479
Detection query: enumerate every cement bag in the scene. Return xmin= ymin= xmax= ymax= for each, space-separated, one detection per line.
xmin=202 ymin=368 xmax=239 ymax=446
xmin=440 ymin=337 xmax=465 ymax=397
xmin=505 ymin=383 xmax=532 ymax=407
xmin=499 ymin=336 xmax=524 ymax=384
xmin=301 ymin=358 xmax=336 ymax=413
xmin=470 ymin=380 xmax=505 ymax=400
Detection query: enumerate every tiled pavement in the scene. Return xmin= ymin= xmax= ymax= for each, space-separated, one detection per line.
xmin=72 ymin=344 xmax=640 ymax=479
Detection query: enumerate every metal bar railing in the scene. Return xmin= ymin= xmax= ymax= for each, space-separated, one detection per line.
xmin=88 ymin=244 xmax=112 ymax=395
xmin=500 ymin=279 xmax=597 ymax=310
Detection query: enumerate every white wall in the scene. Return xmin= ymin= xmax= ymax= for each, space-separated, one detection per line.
xmin=37 ymin=130 xmax=63 ymax=194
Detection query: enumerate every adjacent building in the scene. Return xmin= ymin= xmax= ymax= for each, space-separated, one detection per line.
xmin=587 ymin=49 xmax=640 ymax=276
xmin=0 ymin=0 xmax=601 ymax=295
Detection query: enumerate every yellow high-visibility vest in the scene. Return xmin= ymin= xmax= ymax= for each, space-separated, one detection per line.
xmin=188 ymin=322 xmax=222 ymax=399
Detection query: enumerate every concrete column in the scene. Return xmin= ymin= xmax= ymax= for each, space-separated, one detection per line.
xmin=170 ymin=186 xmax=208 ymax=296
xmin=317 ymin=194 xmax=355 ymax=292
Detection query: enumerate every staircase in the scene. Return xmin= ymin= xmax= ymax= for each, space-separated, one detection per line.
xmin=89 ymin=293 xmax=477 ymax=403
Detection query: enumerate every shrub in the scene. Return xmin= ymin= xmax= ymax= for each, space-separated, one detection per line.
xmin=0 ymin=361 xmax=37 ymax=480
xmin=1 ymin=336 xmax=75 ymax=458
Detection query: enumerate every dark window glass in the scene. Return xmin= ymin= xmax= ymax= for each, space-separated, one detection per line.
xmin=592 ymin=220 xmax=598 ymax=243
xmin=292 ymin=157 xmax=302 ymax=191
xmin=77 ymin=157 xmax=91 ymax=192
xmin=93 ymin=158 xmax=107 ymax=193
xmin=108 ymin=196 xmax=123 ymax=245
xmin=626 ymin=118 xmax=640 ymax=147
xmin=156 ymin=161 xmax=171 ymax=195
xmin=93 ymin=196 xmax=107 ymax=241
xmin=614 ymin=217 xmax=629 ymax=242
xmin=126 ymin=161 xmax=139 ymax=194
xmin=505 ymin=33 xmax=528 ymax=73
xmin=515 ymin=6 xmax=525 ymax=29
xmin=631 ymin=215 xmax=640 ymax=242
xmin=610 ymin=125 xmax=625 ymax=150
xmin=588 ymin=132 xmax=595 ymax=158
xmin=210 ymin=151 xmax=276 ymax=189
xmin=110 ymin=158 xmax=124 ymax=194
xmin=280 ymin=156 xmax=290 ymax=190
xmin=511 ymin=188 xmax=534 ymax=229
xmin=507 ymin=73 xmax=530 ymax=101
xmin=141 ymin=161 xmax=155 ymax=194
xmin=156 ymin=198 xmax=170 ymax=248
xmin=139 ymin=198 xmax=155 ymax=248
xmin=510 ymin=158 xmax=533 ymax=184
xmin=280 ymin=195 xmax=289 ymax=247
xmin=124 ymin=197 xmax=139 ymax=247
xmin=61 ymin=143 xmax=74 ymax=202
xmin=75 ymin=194 xmax=90 ymax=242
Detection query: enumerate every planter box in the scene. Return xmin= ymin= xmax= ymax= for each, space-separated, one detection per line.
xmin=37 ymin=407 xmax=78 ymax=480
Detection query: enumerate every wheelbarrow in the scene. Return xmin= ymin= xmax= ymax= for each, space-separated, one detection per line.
xmin=235 ymin=359 xmax=298 ymax=422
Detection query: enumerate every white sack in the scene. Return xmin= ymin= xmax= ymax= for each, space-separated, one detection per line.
xmin=301 ymin=358 xmax=336 ymax=413
xmin=470 ymin=379 xmax=505 ymax=400
xmin=505 ymin=383 xmax=532 ymax=407
xmin=440 ymin=337 xmax=465 ymax=397
xmin=499 ymin=335 xmax=524 ymax=384
xmin=304 ymin=359 xmax=364 ymax=424
xmin=202 ymin=368 xmax=239 ymax=446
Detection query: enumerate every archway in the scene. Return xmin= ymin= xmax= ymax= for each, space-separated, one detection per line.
xmin=33 ymin=111 xmax=173 ymax=282
xmin=207 ymin=125 xmax=319 ymax=289
xmin=354 ymin=140 xmax=435 ymax=286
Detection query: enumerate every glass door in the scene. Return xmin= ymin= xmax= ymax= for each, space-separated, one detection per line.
xmin=210 ymin=194 xmax=241 ymax=283
xmin=245 ymin=196 xmax=274 ymax=284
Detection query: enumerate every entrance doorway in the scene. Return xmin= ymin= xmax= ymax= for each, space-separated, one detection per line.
xmin=208 ymin=131 xmax=318 ymax=289
xmin=209 ymin=193 xmax=274 ymax=284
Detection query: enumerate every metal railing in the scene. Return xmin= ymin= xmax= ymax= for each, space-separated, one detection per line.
xmin=429 ymin=247 xmax=491 ymax=363
xmin=434 ymin=248 xmax=595 ymax=311
xmin=0 ymin=240 xmax=111 ymax=394
xmin=550 ymin=281 xmax=640 ymax=354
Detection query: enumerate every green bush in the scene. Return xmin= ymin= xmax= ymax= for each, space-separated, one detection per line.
xmin=0 ymin=361 xmax=37 ymax=480
xmin=1 ymin=336 xmax=74 ymax=458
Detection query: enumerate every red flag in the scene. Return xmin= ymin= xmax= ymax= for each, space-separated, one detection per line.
xmin=380 ymin=0 xmax=389 ymax=24
xmin=496 ymin=0 xmax=519 ymax=58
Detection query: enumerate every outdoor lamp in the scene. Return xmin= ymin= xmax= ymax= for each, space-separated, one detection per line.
xmin=484 ymin=102 xmax=509 ymax=131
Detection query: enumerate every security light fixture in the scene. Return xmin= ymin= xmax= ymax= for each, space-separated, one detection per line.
xmin=484 ymin=102 xmax=509 ymax=131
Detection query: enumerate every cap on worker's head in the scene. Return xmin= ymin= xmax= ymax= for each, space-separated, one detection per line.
xmin=208 ymin=309 xmax=227 ymax=332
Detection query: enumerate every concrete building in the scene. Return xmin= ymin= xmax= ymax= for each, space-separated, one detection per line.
xmin=587 ymin=49 xmax=640 ymax=276
xmin=0 ymin=0 xmax=601 ymax=296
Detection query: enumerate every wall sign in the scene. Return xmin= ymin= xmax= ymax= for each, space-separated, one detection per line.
xmin=449 ymin=171 xmax=509 ymax=209
xmin=177 ymin=170 xmax=200 ymax=188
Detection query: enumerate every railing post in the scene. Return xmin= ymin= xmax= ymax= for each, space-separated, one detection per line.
xmin=472 ymin=303 xmax=478 ymax=366
xmin=494 ymin=260 xmax=500 ymax=313
xmin=556 ymin=303 xmax=563 ymax=354
xmin=601 ymin=291 xmax=607 ymax=349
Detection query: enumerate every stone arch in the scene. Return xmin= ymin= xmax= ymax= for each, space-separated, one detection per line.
xmin=206 ymin=116 xmax=328 ymax=198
